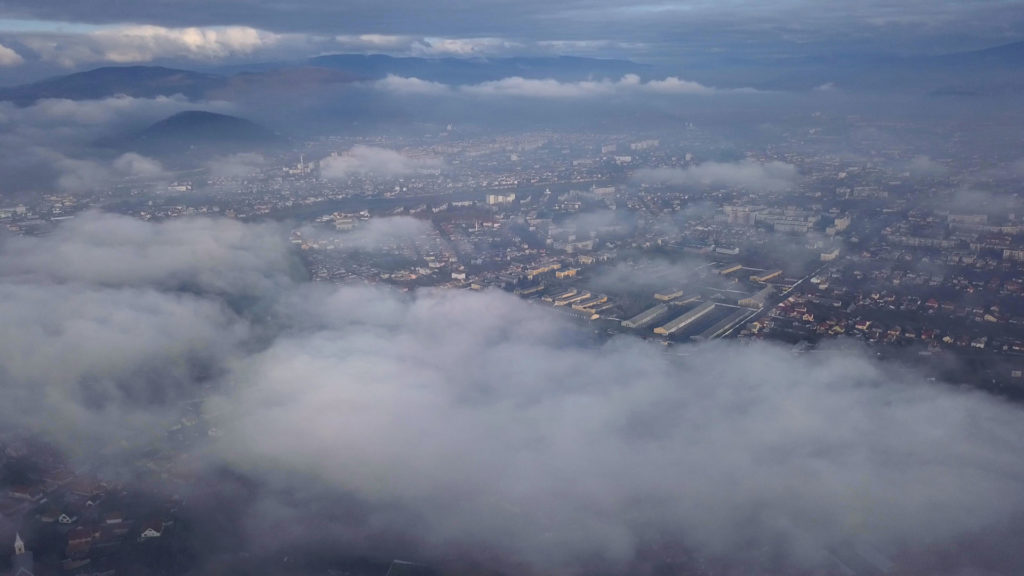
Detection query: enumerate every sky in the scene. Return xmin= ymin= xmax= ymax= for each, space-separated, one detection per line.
xmin=0 ymin=0 xmax=1022 ymax=81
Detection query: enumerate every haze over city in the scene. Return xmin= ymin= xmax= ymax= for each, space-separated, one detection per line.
xmin=1 ymin=2 xmax=1024 ymax=575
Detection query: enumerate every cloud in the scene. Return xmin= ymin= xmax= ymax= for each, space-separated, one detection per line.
xmin=457 ymin=73 xmax=735 ymax=98
xmin=21 ymin=149 xmax=161 ymax=194
xmin=587 ymin=257 xmax=713 ymax=296
xmin=557 ymin=209 xmax=636 ymax=238
xmin=20 ymin=24 xmax=282 ymax=66
xmin=903 ymin=154 xmax=949 ymax=178
xmin=641 ymin=75 xmax=718 ymax=95
xmin=0 ymin=95 xmax=233 ymax=194
xmin=2 ymin=213 xmax=1024 ymax=573
xmin=333 ymin=33 xmax=418 ymax=52
xmin=0 ymin=0 xmax=1015 ymax=61
xmin=372 ymin=74 xmax=451 ymax=96
xmin=634 ymin=159 xmax=800 ymax=192
xmin=0 ymin=212 xmax=296 ymax=451
xmin=535 ymin=39 xmax=648 ymax=54
xmin=15 ymin=149 xmax=160 ymax=194
xmin=297 ymin=216 xmax=437 ymax=253
xmin=113 ymin=152 xmax=166 ymax=178
xmin=53 ymin=153 xmax=111 ymax=193
xmin=7 ymin=94 xmax=233 ymax=130
xmin=205 ymin=152 xmax=266 ymax=179
xmin=410 ymin=36 xmax=524 ymax=56
xmin=461 ymin=75 xmax=623 ymax=98
xmin=334 ymin=34 xmax=640 ymax=59
xmin=208 ymin=285 xmax=1024 ymax=572
xmin=0 ymin=42 xmax=24 ymax=66
xmin=320 ymin=145 xmax=444 ymax=179
xmin=370 ymin=73 xmax=753 ymax=99
xmin=0 ymin=211 xmax=298 ymax=295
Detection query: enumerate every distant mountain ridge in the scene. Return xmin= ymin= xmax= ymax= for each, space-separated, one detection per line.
xmin=100 ymin=110 xmax=282 ymax=157
xmin=307 ymin=54 xmax=646 ymax=84
xmin=0 ymin=55 xmax=646 ymax=105
xmin=932 ymin=40 xmax=1024 ymax=68
xmin=0 ymin=66 xmax=225 ymax=105
xmin=0 ymin=43 xmax=1021 ymax=105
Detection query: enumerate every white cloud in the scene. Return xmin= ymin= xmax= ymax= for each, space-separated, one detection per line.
xmin=320 ymin=145 xmax=444 ymax=179
xmin=904 ymin=154 xmax=948 ymax=178
xmin=634 ymin=159 xmax=800 ymax=192
xmin=21 ymin=94 xmax=232 ymax=127
xmin=0 ymin=42 xmax=24 ymax=66
xmin=375 ymin=74 xmax=750 ymax=99
xmin=211 ymin=285 xmax=1024 ymax=571
xmin=536 ymin=39 xmax=648 ymax=53
xmin=0 ymin=95 xmax=233 ymax=194
xmin=461 ymin=75 xmax=623 ymax=98
xmin=641 ymin=75 xmax=718 ymax=94
xmin=206 ymin=152 xmax=266 ymax=179
xmin=373 ymin=74 xmax=451 ymax=96
xmin=333 ymin=33 xmax=417 ymax=52
xmin=113 ymin=152 xmax=166 ymax=178
xmin=411 ymin=36 xmax=524 ymax=56
xmin=53 ymin=154 xmax=111 ymax=193
xmin=22 ymin=25 xmax=282 ymax=66
xmin=298 ymin=216 xmax=436 ymax=252
xmin=2 ymin=213 xmax=1024 ymax=573
xmin=0 ymin=211 xmax=295 ymax=294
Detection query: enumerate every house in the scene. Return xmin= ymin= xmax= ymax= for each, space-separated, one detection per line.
xmin=39 ymin=507 xmax=59 ymax=523
xmin=67 ymin=527 xmax=93 ymax=546
xmin=139 ymin=520 xmax=164 ymax=541
xmin=7 ymin=487 xmax=44 ymax=502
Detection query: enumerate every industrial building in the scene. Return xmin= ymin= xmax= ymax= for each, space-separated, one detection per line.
xmin=739 ymin=286 xmax=774 ymax=308
xmin=572 ymin=295 xmax=608 ymax=310
xmin=692 ymin=307 xmax=752 ymax=341
xmin=653 ymin=302 xmax=717 ymax=336
xmin=555 ymin=291 xmax=591 ymax=306
xmin=543 ymin=288 xmax=576 ymax=302
xmin=750 ymin=270 xmax=782 ymax=283
xmin=621 ymin=303 xmax=671 ymax=329
xmin=654 ymin=289 xmax=684 ymax=301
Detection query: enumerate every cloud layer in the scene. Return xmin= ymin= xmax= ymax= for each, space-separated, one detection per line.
xmin=0 ymin=42 xmax=23 ymax=66
xmin=2 ymin=213 xmax=1024 ymax=573
xmin=0 ymin=0 xmax=1019 ymax=62
xmin=375 ymin=73 xmax=742 ymax=98
xmin=19 ymin=25 xmax=283 ymax=67
xmin=320 ymin=145 xmax=444 ymax=179
xmin=634 ymin=159 xmax=800 ymax=192
xmin=0 ymin=94 xmax=233 ymax=193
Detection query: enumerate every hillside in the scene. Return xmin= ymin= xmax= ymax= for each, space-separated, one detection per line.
xmin=101 ymin=110 xmax=282 ymax=156
xmin=0 ymin=66 xmax=226 ymax=105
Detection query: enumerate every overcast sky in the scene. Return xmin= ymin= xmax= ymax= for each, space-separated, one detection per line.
xmin=0 ymin=0 xmax=1022 ymax=80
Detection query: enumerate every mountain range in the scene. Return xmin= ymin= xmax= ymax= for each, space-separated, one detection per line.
xmin=0 ymin=42 xmax=1019 ymax=107
xmin=0 ymin=55 xmax=646 ymax=105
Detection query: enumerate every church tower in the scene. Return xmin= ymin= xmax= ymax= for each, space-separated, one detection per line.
xmin=11 ymin=533 xmax=34 ymax=576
